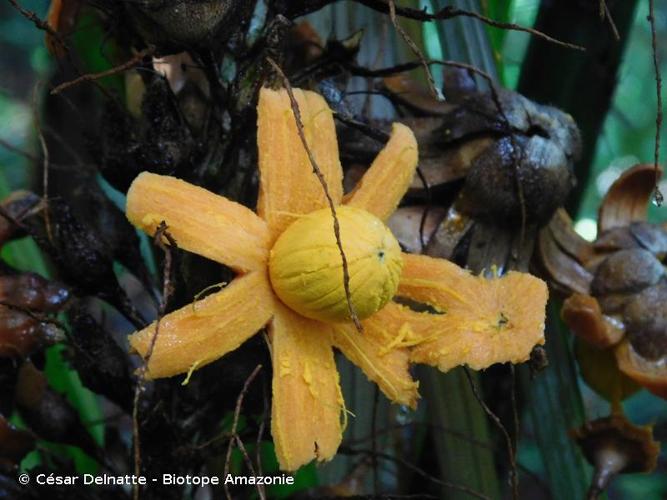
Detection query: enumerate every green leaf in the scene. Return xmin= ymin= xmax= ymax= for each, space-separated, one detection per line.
xmin=420 ymin=367 xmax=502 ymax=499
xmin=518 ymin=301 xmax=591 ymax=497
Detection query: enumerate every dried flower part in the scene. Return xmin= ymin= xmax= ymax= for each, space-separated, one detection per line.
xmin=628 ymin=222 xmax=667 ymax=256
xmin=0 ymin=273 xmax=70 ymax=313
xmin=0 ymin=307 xmax=62 ymax=358
xmin=562 ymin=294 xmax=624 ymax=349
xmin=536 ymin=221 xmax=593 ymax=295
xmin=269 ymin=206 xmax=402 ymax=322
xmin=460 ymin=135 xmax=574 ymax=225
xmin=127 ymin=172 xmax=271 ymax=272
xmin=381 ymin=75 xmax=454 ymax=116
xmin=622 ymin=283 xmax=667 ymax=360
xmin=0 ymin=414 xmax=35 ymax=471
xmin=398 ymin=253 xmax=548 ymax=370
xmin=257 ymin=88 xmax=343 ymax=240
xmin=387 ymin=206 xmax=445 ymax=254
xmin=548 ymin=208 xmax=595 ymax=263
xmin=332 ymin=302 xmax=421 ymax=408
xmin=572 ymin=414 xmax=659 ymax=499
xmin=575 ymin=339 xmax=639 ymax=402
xmin=594 ymin=226 xmax=642 ymax=252
xmin=408 ymin=135 xmax=493 ymax=191
xmin=433 ymin=89 xmax=579 ymax=226
xmin=594 ymin=222 xmax=667 ymax=256
xmin=21 ymin=198 xmax=144 ymax=328
xmin=598 ymin=164 xmax=663 ymax=233
xmin=616 ymin=341 xmax=667 ymax=399
xmin=423 ymin=206 xmax=474 ymax=260
xmin=129 ymin=272 xmax=275 ymax=379
xmin=344 ymin=123 xmax=419 ymax=221
xmin=270 ymin=304 xmax=342 ymax=472
xmin=590 ymin=249 xmax=664 ymax=296
xmin=538 ymin=164 xmax=667 ymax=400
xmin=68 ymin=309 xmax=134 ymax=412
xmin=285 ymin=22 xmax=324 ymax=70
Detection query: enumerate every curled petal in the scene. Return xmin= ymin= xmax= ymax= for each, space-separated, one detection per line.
xmin=562 ymin=294 xmax=624 ymax=349
xmin=344 ymin=123 xmax=418 ymax=221
xmin=127 ymin=172 xmax=270 ymax=272
xmin=536 ymin=225 xmax=592 ymax=295
xmin=616 ymin=341 xmax=667 ymax=399
xmin=257 ymin=87 xmax=343 ymax=240
xmin=399 ymin=253 xmax=548 ymax=371
xmin=270 ymin=305 xmax=343 ymax=471
xmin=332 ymin=303 xmax=420 ymax=408
xmin=598 ymin=164 xmax=662 ymax=233
xmin=129 ymin=272 xmax=275 ymax=378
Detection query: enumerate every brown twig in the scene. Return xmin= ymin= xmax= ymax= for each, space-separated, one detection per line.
xmin=387 ymin=0 xmax=441 ymax=101
xmin=223 ymin=364 xmax=264 ymax=500
xmin=463 ymin=367 xmax=518 ymax=500
xmin=132 ymin=221 xmax=176 ymax=500
xmin=267 ymin=56 xmax=363 ymax=332
xmin=357 ymin=0 xmax=585 ymax=52
xmin=31 ymin=85 xmax=52 ymax=244
xmin=234 ymin=436 xmax=259 ymax=478
xmin=648 ymin=0 xmax=664 ymax=206
xmin=50 ymin=46 xmax=156 ymax=95
xmin=6 ymin=0 xmax=67 ymax=52
xmin=599 ymin=0 xmax=620 ymax=41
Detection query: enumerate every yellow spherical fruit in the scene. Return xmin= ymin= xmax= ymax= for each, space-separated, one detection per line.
xmin=269 ymin=206 xmax=403 ymax=323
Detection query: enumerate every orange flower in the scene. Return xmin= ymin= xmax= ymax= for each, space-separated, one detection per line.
xmin=125 ymin=87 xmax=548 ymax=471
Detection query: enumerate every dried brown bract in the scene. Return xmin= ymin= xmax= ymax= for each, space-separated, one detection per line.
xmin=538 ymin=164 xmax=667 ymax=400
xmin=369 ymin=70 xmax=581 ymax=273
xmin=572 ymin=414 xmax=660 ymax=499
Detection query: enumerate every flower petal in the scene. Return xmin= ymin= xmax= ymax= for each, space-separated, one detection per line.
xmin=129 ymin=272 xmax=275 ymax=378
xmin=398 ymin=253 xmax=548 ymax=371
xmin=270 ymin=304 xmax=343 ymax=471
xmin=332 ymin=303 xmax=420 ymax=408
xmin=344 ymin=123 xmax=418 ymax=221
xmin=257 ymin=87 xmax=343 ymax=239
xmin=127 ymin=172 xmax=270 ymax=272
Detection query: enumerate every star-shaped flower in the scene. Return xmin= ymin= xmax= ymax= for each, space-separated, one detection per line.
xmin=125 ymin=87 xmax=548 ymax=471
